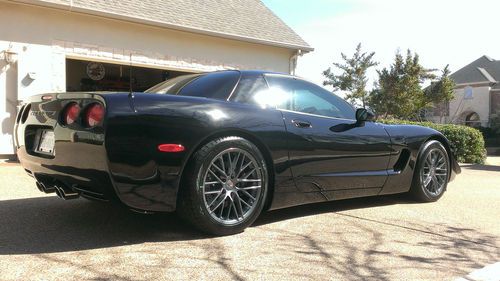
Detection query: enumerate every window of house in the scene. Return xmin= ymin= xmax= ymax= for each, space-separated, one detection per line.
xmin=464 ymin=86 xmax=473 ymax=99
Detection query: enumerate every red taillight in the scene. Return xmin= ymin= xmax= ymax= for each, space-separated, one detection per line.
xmin=63 ymin=103 xmax=80 ymax=125
xmin=158 ymin=144 xmax=185 ymax=153
xmin=85 ymin=103 xmax=105 ymax=127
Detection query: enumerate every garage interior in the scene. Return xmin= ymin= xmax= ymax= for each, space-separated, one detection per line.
xmin=66 ymin=59 xmax=192 ymax=92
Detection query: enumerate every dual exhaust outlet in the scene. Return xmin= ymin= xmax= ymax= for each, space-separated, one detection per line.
xmin=36 ymin=180 xmax=79 ymax=200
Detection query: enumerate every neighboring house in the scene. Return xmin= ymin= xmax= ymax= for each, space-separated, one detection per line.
xmin=0 ymin=0 xmax=312 ymax=156
xmin=430 ymin=55 xmax=500 ymax=127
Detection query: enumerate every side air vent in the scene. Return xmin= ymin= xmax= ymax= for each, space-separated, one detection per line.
xmin=393 ymin=149 xmax=411 ymax=172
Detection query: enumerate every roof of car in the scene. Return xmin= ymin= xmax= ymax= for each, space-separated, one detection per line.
xmin=201 ymin=70 xmax=305 ymax=82
xmin=239 ymin=70 xmax=287 ymax=76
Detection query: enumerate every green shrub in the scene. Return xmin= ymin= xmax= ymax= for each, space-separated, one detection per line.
xmin=379 ymin=119 xmax=486 ymax=164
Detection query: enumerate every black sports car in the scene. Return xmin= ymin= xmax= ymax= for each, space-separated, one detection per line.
xmin=14 ymin=70 xmax=460 ymax=235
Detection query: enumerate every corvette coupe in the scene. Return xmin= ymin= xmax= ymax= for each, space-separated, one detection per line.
xmin=14 ymin=70 xmax=460 ymax=235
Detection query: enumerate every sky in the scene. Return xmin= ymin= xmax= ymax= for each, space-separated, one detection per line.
xmin=262 ymin=0 xmax=500 ymax=88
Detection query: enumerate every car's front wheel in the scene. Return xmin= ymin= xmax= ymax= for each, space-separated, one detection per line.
xmin=177 ymin=136 xmax=268 ymax=235
xmin=410 ymin=140 xmax=450 ymax=202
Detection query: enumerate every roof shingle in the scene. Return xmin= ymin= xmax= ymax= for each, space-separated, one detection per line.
xmin=10 ymin=0 xmax=312 ymax=51
xmin=451 ymin=55 xmax=500 ymax=88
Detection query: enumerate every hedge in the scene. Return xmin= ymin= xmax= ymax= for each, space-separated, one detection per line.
xmin=379 ymin=119 xmax=487 ymax=164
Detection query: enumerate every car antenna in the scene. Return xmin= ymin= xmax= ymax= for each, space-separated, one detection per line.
xmin=129 ymin=53 xmax=133 ymax=95
xmin=127 ymin=54 xmax=137 ymax=112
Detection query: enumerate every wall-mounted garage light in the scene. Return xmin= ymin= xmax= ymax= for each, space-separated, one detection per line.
xmin=1 ymin=49 xmax=18 ymax=64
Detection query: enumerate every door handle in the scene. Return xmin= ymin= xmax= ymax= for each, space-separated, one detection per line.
xmin=292 ymin=119 xmax=312 ymax=128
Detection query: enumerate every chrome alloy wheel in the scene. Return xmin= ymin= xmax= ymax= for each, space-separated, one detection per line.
xmin=201 ymin=148 xmax=263 ymax=226
xmin=420 ymin=148 xmax=448 ymax=197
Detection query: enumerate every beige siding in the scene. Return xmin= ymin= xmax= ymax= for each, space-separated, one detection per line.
xmin=448 ymin=86 xmax=490 ymax=126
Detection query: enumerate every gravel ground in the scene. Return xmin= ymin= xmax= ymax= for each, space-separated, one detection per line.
xmin=0 ymin=161 xmax=499 ymax=281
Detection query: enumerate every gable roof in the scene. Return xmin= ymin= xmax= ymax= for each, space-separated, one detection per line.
xmin=451 ymin=55 xmax=500 ymax=88
xmin=9 ymin=0 xmax=312 ymax=52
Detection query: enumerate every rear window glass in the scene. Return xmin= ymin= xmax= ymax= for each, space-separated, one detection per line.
xmin=178 ymin=71 xmax=240 ymax=100
xmin=145 ymin=71 xmax=240 ymax=101
xmin=145 ymin=74 xmax=200 ymax=94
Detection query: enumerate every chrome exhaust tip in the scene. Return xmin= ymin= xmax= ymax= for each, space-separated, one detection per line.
xmin=53 ymin=184 xmax=79 ymax=200
xmin=34 ymin=175 xmax=79 ymax=199
xmin=36 ymin=181 xmax=56 ymax=193
xmin=36 ymin=182 xmax=44 ymax=193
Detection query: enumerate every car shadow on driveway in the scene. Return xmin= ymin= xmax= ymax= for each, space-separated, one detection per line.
xmin=0 ymin=194 xmax=411 ymax=254
xmin=0 ymin=196 xmax=203 ymax=254
xmin=0 ymin=193 xmax=497 ymax=264
xmin=255 ymin=194 xmax=412 ymax=227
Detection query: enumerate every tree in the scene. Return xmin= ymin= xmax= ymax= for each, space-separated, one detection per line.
xmin=369 ymin=50 xmax=435 ymax=119
xmin=322 ymin=43 xmax=378 ymax=107
xmin=425 ymin=65 xmax=456 ymax=122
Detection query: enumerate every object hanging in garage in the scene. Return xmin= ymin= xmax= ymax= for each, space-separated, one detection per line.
xmin=86 ymin=62 xmax=105 ymax=81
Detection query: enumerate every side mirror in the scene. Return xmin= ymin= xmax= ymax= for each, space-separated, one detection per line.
xmin=355 ymin=108 xmax=375 ymax=122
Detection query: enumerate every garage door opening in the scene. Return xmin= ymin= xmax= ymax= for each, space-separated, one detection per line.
xmin=66 ymin=59 xmax=194 ymax=92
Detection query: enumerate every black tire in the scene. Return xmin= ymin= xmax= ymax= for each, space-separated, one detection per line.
xmin=177 ymin=136 xmax=269 ymax=235
xmin=410 ymin=140 xmax=450 ymax=202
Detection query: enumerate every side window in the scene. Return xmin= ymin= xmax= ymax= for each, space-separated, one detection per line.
xmin=265 ymin=75 xmax=355 ymax=119
xmin=231 ymin=75 xmax=268 ymax=104
xmin=293 ymin=90 xmax=336 ymax=115
xmin=177 ymin=71 xmax=240 ymax=100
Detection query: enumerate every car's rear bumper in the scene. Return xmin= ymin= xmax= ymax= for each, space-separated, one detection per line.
xmin=17 ymin=140 xmax=180 ymax=212
xmin=17 ymin=140 xmax=116 ymax=201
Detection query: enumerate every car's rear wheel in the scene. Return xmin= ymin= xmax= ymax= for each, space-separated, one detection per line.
xmin=410 ymin=140 xmax=450 ymax=202
xmin=177 ymin=136 xmax=268 ymax=235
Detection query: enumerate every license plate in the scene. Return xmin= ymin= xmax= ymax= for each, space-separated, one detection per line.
xmin=35 ymin=129 xmax=55 ymax=155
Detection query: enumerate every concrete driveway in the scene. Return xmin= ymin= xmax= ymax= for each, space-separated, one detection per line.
xmin=0 ymin=161 xmax=499 ymax=280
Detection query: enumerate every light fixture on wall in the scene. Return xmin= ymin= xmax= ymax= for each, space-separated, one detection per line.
xmin=1 ymin=49 xmax=18 ymax=64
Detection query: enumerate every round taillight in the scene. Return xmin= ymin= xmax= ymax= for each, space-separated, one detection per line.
xmin=63 ymin=103 xmax=80 ymax=125
xmin=85 ymin=103 xmax=105 ymax=127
